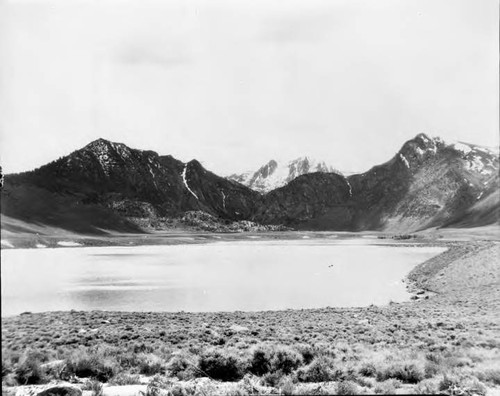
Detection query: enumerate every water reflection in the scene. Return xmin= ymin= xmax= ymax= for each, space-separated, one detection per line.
xmin=1 ymin=241 xmax=445 ymax=316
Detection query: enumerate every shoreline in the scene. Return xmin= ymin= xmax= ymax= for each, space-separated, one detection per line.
xmin=2 ymin=224 xmax=499 ymax=251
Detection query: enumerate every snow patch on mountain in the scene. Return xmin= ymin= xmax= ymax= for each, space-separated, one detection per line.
xmin=182 ymin=164 xmax=199 ymax=200
xmin=452 ymin=142 xmax=473 ymax=155
xmin=88 ymin=140 xmax=113 ymax=175
xmin=82 ymin=139 xmax=136 ymax=176
xmin=346 ymin=179 xmax=353 ymax=197
xmin=221 ymin=190 xmax=227 ymax=209
xmin=399 ymin=154 xmax=410 ymax=169
xmin=111 ymin=141 xmax=132 ymax=159
xmin=57 ymin=241 xmax=82 ymax=247
xmin=1 ymin=239 xmax=14 ymax=248
xmin=450 ymin=141 xmax=498 ymax=176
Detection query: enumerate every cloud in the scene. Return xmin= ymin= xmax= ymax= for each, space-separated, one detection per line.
xmin=258 ymin=8 xmax=345 ymax=44
xmin=115 ymin=39 xmax=191 ymax=67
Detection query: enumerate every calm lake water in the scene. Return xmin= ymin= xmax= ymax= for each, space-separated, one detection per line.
xmin=1 ymin=240 xmax=445 ymax=316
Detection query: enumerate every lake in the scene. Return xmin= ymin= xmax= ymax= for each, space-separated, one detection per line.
xmin=1 ymin=239 xmax=445 ymax=316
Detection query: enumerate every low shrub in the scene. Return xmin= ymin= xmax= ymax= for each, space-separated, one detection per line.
xmin=109 ymin=373 xmax=142 ymax=385
xmin=65 ymin=351 xmax=118 ymax=382
xmin=166 ymin=353 xmax=198 ymax=380
xmin=261 ymin=370 xmax=286 ymax=387
xmin=249 ymin=348 xmax=270 ymax=376
xmin=140 ymin=375 xmax=173 ymax=396
xmin=88 ymin=380 xmax=104 ymax=396
xmin=137 ymin=354 xmax=164 ymax=376
xmin=294 ymin=344 xmax=316 ymax=365
xmin=15 ymin=353 xmax=46 ymax=385
xmin=2 ymin=359 xmax=12 ymax=379
xmin=462 ymin=378 xmax=487 ymax=396
xmin=424 ymin=361 xmax=442 ymax=378
xmin=166 ymin=383 xmax=198 ymax=396
xmin=439 ymin=374 xmax=487 ymax=396
xmin=378 ymin=362 xmax=425 ymax=384
xmin=249 ymin=345 xmax=302 ymax=376
xmin=43 ymin=361 xmax=68 ymax=381
xmin=425 ymin=352 xmax=444 ymax=365
xmin=439 ymin=373 xmax=460 ymax=391
xmin=414 ymin=378 xmax=439 ymax=394
xmin=358 ymin=361 xmax=377 ymax=377
xmin=296 ymin=356 xmax=336 ymax=382
xmin=373 ymin=379 xmax=401 ymax=394
xmin=198 ymin=349 xmax=245 ymax=381
xmin=336 ymin=380 xmax=359 ymax=395
xmin=271 ymin=347 xmax=303 ymax=375
xmin=475 ymin=369 xmax=500 ymax=386
xmin=279 ymin=376 xmax=296 ymax=395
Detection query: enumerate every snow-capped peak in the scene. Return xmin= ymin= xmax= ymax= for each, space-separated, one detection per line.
xmin=227 ymin=157 xmax=341 ymax=193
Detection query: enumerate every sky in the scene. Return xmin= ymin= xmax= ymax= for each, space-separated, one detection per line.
xmin=0 ymin=0 xmax=498 ymax=176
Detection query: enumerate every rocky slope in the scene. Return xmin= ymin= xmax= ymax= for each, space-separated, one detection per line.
xmin=228 ymin=157 xmax=340 ymax=193
xmin=254 ymin=134 xmax=499 ymax=231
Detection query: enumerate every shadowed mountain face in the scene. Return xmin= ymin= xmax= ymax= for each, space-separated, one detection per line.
xmin=2 ymin=139 xmax=260 ymax=234
xmin=1 ymin=134 xmax=498 ymax=234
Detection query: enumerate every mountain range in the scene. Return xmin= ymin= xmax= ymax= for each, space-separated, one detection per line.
xmin=1 ymin=133 xmax=498 ymax=234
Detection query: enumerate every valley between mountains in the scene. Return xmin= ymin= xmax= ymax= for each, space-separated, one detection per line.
xmin=1 ymin=133 xmax=498 ymax=240
xmin=1 ymin=134 xmax=499 ymax=395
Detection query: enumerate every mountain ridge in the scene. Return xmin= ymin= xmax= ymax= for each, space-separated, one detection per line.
xmin=1 ymin=134 xmax=498 ymax=234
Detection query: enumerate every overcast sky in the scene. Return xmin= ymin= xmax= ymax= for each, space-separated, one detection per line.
xmin=0 ymin=0 xmax=498 ymax=176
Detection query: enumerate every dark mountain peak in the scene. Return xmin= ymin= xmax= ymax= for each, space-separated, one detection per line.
xmin=258 ymin=160 xmax=278 ymax=178
xmin=404 ymin=133 xmax=440 ymax=150
xmin=187 ymin=159 xmax=203 ymax=170
xmin=81 ymin=138 xmax=120 ymax=158
xmin=83 ymin=138 xmax=113 ymax=150
xmin=78 ymin=139 xmax=160 ymax=168
xmin=415 ymin=132 xmax=433 ymax=142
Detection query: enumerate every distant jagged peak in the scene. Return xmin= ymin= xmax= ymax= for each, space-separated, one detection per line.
xmin=256 ymin=160 xmax=278 ymax=178
xmin=228 ymin=156 xmax=341 ymax=193
xmin=287 ymin=156 xmax=342 ymax=176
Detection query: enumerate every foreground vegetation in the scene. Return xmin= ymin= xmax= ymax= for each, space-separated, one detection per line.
xmin=2 ymin=241 xmax=499 ymax=395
